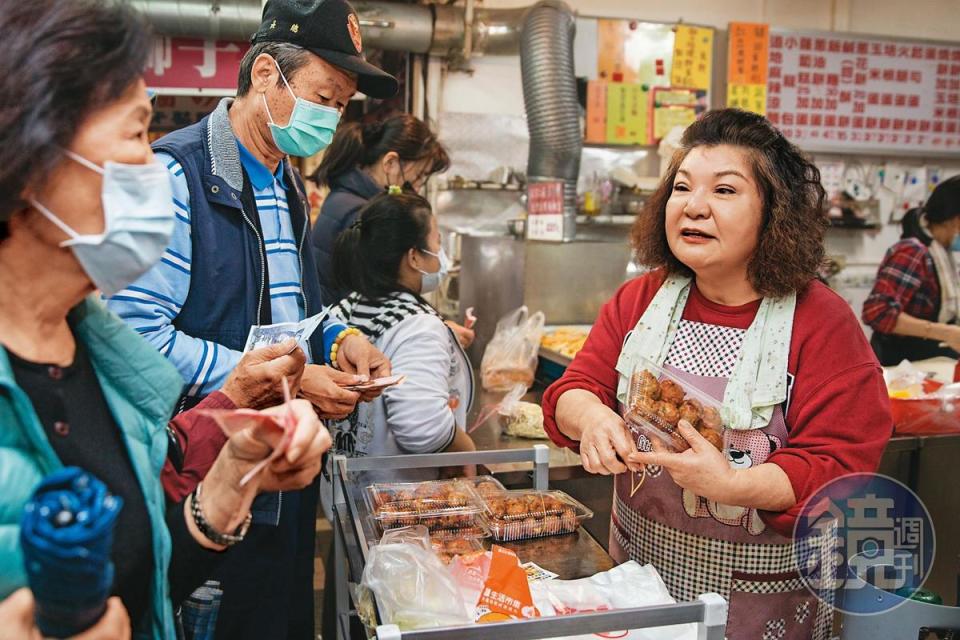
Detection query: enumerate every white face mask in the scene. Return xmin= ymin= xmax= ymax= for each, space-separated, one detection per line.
xmin=30 ymin=151 xmax=175 ymax=297
xmin=417 ymin=246 xmax=450 ymax=294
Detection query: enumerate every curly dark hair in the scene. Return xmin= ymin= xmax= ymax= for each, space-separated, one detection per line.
xmin=631 ymin=108 xmax=827 ymax=298
xmin=0 ymin=0 xmax=152 ymax=235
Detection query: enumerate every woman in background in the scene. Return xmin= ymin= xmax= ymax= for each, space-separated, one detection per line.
xmin=328 ymin=192 xmax=475 ymax=464
xmin=309 ymin=115 xmax=477 ymax=346
xmin=863 ymin=176 xmax=960 ymax=365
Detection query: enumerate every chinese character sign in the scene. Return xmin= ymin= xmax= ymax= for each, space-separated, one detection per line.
xmin=527 ymin=182 xmax=566 ymax=242
xmin=727 ymin=22 xmax=770 ymax=115
xmin=766 ymin=32 xmax=960 ymax=154
xmin=671 ymin=25 xmax=714 ymax=90
xmin=144 ymin=36 xmax=249 ymax=93
xmin=794 ymin=473 xmax=935 ymax=615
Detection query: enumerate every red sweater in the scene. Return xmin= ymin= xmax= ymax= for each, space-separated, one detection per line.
xmin=161 ymin=391 xmax=234 ymax=502
xmin=542 ymin=271 xmax=893 ymax=536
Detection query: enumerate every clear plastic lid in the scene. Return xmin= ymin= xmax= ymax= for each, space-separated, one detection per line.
xmin=624 ymin=357 xmax=728 ymax=453
xmin=478 ymin=489 xmax=593 ymax=542
xmin=365 ymin=480 xmax=486 ymax=537
xmin=456 ymin=476 xmax=507 ymax=498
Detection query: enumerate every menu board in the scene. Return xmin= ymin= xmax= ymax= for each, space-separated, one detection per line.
xmin=671 ymin=25 xmax=714 ymax=90
xmin=765 ymin=32 xmax=960 ymax=155
xmin=727 ymin=23 xmax=770 ymax=115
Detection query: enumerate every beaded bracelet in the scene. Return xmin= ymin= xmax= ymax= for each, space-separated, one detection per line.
xmin=330 ymin=327 xmax=362 ymax=370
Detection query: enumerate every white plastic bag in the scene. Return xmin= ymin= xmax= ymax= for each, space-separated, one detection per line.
xmin=530 ymin=561 xmax=698 ymax=640
xmin=480 ymin=306 xmax=546 ymax=392
xmin=498 ymin=385 xmax=547 ymax=439
xmin=359 ymin=526 xmax=472 ymax=630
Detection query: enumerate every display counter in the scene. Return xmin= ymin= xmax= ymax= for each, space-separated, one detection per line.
xmin=329 ymin=447 xmax=727 ymax=640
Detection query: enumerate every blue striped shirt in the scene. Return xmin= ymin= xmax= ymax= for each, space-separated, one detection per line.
xmin=106 ymin=142 xmax=345 ymax=397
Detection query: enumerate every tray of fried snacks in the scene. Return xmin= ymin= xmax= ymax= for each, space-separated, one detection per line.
xmin=456 ymin=476 xmax=507 ymax=499
xmin=365 ymin=480 xmax=487 ymax=537
xmin=623 ymin=358 xmax=728 ymax=454
xmin=431 ymin=537 xmax=486 ymax=564
xmin=479 ymin=490 xmax=593 ymax=542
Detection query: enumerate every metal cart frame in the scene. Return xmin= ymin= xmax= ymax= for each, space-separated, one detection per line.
xmin=330 ymin=446 xmax=727 ymax=640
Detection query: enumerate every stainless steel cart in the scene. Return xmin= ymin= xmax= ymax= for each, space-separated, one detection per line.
xmin=329 ymin=445 xmax=727 ymax=640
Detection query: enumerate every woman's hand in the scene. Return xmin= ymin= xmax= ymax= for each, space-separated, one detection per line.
xmin=220 ymin=340 xmax=307 ymax=409
xmin=577 ymin=403 xmax=640 ymax=476
xmin=445 ymin=320 xmax=476 ymax=349
xmin=299 ymin=365 xmax=362 ymax=419
xmin=187 ymin=398 xmax=332 ymax=549
xmin=939 ymin=324 xmax=960 ymax=353
xmin=628 ymin=420 xmax=734 ymax=502
xmin=337 ymin=334 xmax=391 ymax=380
xmin=0 ymin=589 xmax=130 ymax=640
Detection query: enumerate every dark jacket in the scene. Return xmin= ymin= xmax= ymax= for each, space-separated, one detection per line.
xmin=152 ymin=98 xmax=320 ymax=640
xmin=310 ymin=168 xmax=383 ymax=306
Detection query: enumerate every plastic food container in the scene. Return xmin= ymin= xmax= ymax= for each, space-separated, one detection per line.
xmin=457 ymin=476 xmax=507 ymax=499
xmin=431 ymin=537 xmax=485 ymax=564
xmin=623 ymin=358 xmax=727 ymax=453
xmin=479 ymin=489 xmax=593 ymax=542
xmin=365 ymin=480 xmax=487 ymax=538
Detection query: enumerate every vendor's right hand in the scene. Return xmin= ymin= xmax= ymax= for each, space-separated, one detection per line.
xmin=221 ymin=340 xmax=307 ymax=409
xmin=577 ymin=404 xmax=640 ymax=476
xmin=299 ymin=364 xmax=361 ymax=420
xmin=0 ymin=589 xmax=130 ymax=640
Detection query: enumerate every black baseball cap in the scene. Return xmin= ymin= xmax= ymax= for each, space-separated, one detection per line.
xmin=252 ymin=0 xmax=399 ymax=99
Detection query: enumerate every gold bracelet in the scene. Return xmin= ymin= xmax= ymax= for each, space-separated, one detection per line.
xmin=330 ymin=327 xmax=362 ymax=370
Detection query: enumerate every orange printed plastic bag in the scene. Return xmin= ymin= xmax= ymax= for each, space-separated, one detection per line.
xmin=475 ymin=545 xmax=539 ymax=623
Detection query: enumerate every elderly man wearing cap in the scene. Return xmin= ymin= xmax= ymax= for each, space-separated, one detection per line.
xmin=106 ymin=0 xmax=398 ymax=638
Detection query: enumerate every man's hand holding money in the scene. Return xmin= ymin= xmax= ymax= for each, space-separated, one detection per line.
xmin=221 ymin=340 xmax=307 ymax=409
xmin=299 ymin=365 xmax=363 ymax=419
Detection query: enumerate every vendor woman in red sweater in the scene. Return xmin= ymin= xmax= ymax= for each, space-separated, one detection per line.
xmin=542 ymin=108 xmax=893 ymax=640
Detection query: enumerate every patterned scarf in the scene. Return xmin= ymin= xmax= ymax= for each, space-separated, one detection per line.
xmin=332 ymin=291 xmax=442 ymax=341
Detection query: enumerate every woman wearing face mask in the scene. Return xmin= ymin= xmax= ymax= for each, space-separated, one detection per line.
xmin=541 ymin=109 xmax=892 ymax=639
xmin=329 ymin=192 xmax=476 ymax=470
xmin=863 ymin=176 xmax=960 ymax=365
xmin=309 ymin=116 xmax=458 ymax=303
xmin=0 ymin=2 xmax=331 ymax=638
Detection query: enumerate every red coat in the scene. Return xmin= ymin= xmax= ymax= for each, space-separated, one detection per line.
xmin=161 ymin=391 xmax=233 ymax=502
xmin=542 ymin=271 xmax=893 ymax=536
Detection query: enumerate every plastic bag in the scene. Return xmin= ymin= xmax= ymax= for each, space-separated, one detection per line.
xmin=480 ymin=306 xmax=545 ymax=392
xmin=885 ymin=360 xmax=927 ymax=399
xmin=359 ymin=525 xmax=472 ymax=630
xmin=530 ymin=561 xmax=697 ymax=640
xmin=498 ymin=384 xmax=548 ymax=439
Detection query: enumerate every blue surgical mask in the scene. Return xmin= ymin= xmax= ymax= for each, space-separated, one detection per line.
xmin=30 ymin=151 xmax=174 ymax=297
xmin=417 ymin=247 xmax=450 ymax=294
xmin=262 ymin=58 xmax=340 ymax=157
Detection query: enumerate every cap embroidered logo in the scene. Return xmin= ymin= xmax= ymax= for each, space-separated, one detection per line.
xmin=347 ymin=13 xmax=362 ymax=53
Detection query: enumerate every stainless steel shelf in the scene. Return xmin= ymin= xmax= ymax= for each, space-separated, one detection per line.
xmin=330 ymin=446 xmax=728 ymax=640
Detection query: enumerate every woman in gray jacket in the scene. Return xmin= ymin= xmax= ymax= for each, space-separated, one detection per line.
xmin=329 ymin=193 xmax=476 ymax=469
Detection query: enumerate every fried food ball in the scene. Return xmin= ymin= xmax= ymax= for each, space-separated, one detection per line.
xmin=559 ymin=508 xmax=577 ymax=531
xmin=678 ymin=399 xmax=703 ymax=428
xmin=698 ymin=427 xmax=724 ymax=451
xmin=634 ymin=370 xmax=661 ymax=401
xmin=394 ymin=490 xmax=415 ymax=502
xmin=701 ymin=406 xmax=722 ymax=430
xmin=656 ymin=401 xmax=681 ymax=427
xmin=486 ymin=497 xmax=507 ymax=518
xmin=659 ymin=379 xmax=686 ymax=406
xmin=523 ymin=493 xmax=544 ymax=513
xmin=475 ymin=481 xmax=502 ymax=497
xmin=541 ymin=495 xmax=564 ymax=512
xmin=414 ymin=483 xmax=441 ymax=500
xmin=504 ymin=498 xmax=527 ymax=517
xmin=632 ymin=394 xmax=659 ymax=417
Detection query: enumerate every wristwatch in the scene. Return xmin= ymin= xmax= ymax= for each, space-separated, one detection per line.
xmin=190 ymin=482 xmax=252 ymax=547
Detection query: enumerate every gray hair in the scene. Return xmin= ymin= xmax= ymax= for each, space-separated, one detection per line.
xmin=236 ymin=42 xmax=312 ymax=97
